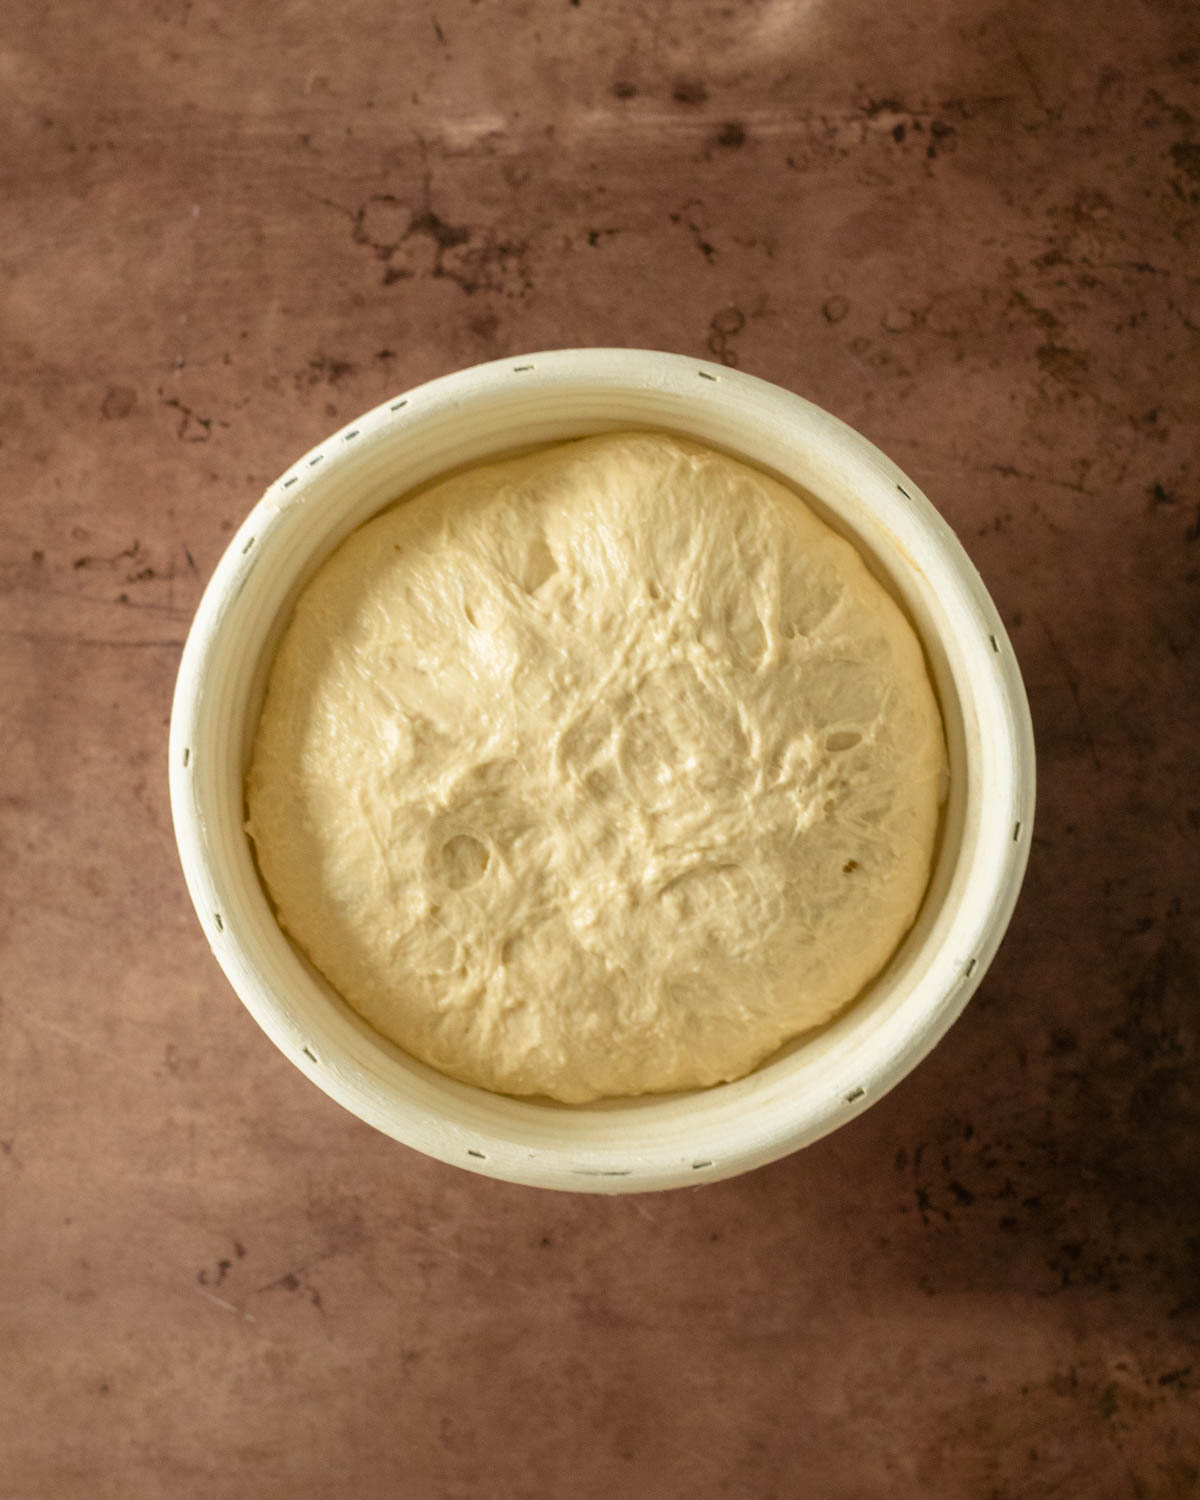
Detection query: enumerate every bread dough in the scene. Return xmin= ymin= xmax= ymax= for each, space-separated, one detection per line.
xmin=247 ymin=433 xmax=945 ymax=1103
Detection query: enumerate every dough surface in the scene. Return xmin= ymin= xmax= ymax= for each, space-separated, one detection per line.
xmin=247 ymin=433 xmax=945 ymax=1102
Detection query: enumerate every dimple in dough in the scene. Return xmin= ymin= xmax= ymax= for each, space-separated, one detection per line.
xmin=247 ymin=433 xmax=946 ymax=1103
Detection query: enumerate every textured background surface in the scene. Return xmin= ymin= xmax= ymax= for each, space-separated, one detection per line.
xmin=2 ymin=1 xmax=1199 ymax=1495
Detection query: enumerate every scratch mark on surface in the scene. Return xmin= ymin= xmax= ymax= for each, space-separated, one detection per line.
xmin=16 ymin=1014 xmax=138 ymax=1070
xmin=879 ymin=438 xmax=1094 ymax=501
xmin=1039 ymin=615 xmax=1102 ymax=769
xmin=1 ymin=580 xmax=189 ymax=617
xmin=984 ymin=462 xmax=1094 ymax=498
xmin=398 ymin=1221 xmax=524 ymax=1284
xmin=1004 ymin=23 xmax=1051 ymax=114
xmin=0 ymin=629 xmax=185 ymax=649
xmin=196 ymin=1287 xmax=256 ymax=1321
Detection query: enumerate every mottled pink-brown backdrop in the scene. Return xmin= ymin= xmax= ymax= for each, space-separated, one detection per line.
xmin=2 ymin=1 xmax=1198 ymax=1495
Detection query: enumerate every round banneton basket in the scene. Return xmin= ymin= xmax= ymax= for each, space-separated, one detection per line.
xmin=169 ymin=349 xmax=1034 ymax=1194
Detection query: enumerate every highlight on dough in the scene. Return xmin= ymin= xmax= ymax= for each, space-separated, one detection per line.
xmin=246 ymin=432 xmax=947 ymax=1103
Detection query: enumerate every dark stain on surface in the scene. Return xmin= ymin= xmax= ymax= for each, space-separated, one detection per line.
xmin=159 ymin=392 xmax=229 ymax=442
xmin=319 ymin=182 xmax=525 ymax=295
xmin=1036 ymin=342 xmax=1090 ymax=385
xmin=925 ymin=119 xmax=958 ymax=158
xmin=101 ymin=386 xmax=136 ymax=420
xmin=862 ymin=96 xmax=904 ymax=118
xmin=305 ymin=1186 xmax=366 ymax=1259
xmin=294 ymin=354 xmax=357 ymax=391
xmin=672 ymin=77 xmax=708 ymax=106
xmin=163 ymin=1042 xmax=189 ymax=1077
xmin=197 ymin=1257 xmax=232 ymax=1287
xmin=1048 ymin=1028 xmax=1079 ymax=1056
xmin=407 ymin=209 xmax=471 ymax=254
xmin=469 ymin=310 xmax=500 ymax=344
xmin=347 ymin=192 xmax=529 ymax=296
xmin=668 ymin=205 xmax=716 ymax=263
xmin=715 ymin=121 xmax=746 ymax=148
xmin=1011 ymin=288 xmax=1063 ymax=333
xmin=70 ymin=540 xmax=156 ymax=585
xmin=706 ymin=305 xmax=744 ymax=365
xmin=1169 ymin=141 xmax=1200 ymax=181
xmin=261 ymin=1267 xmax=325 ymax=1312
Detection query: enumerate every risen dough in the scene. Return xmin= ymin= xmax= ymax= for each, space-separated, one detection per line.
xmin=247 ymin=433 xmax=945 ymax=1103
